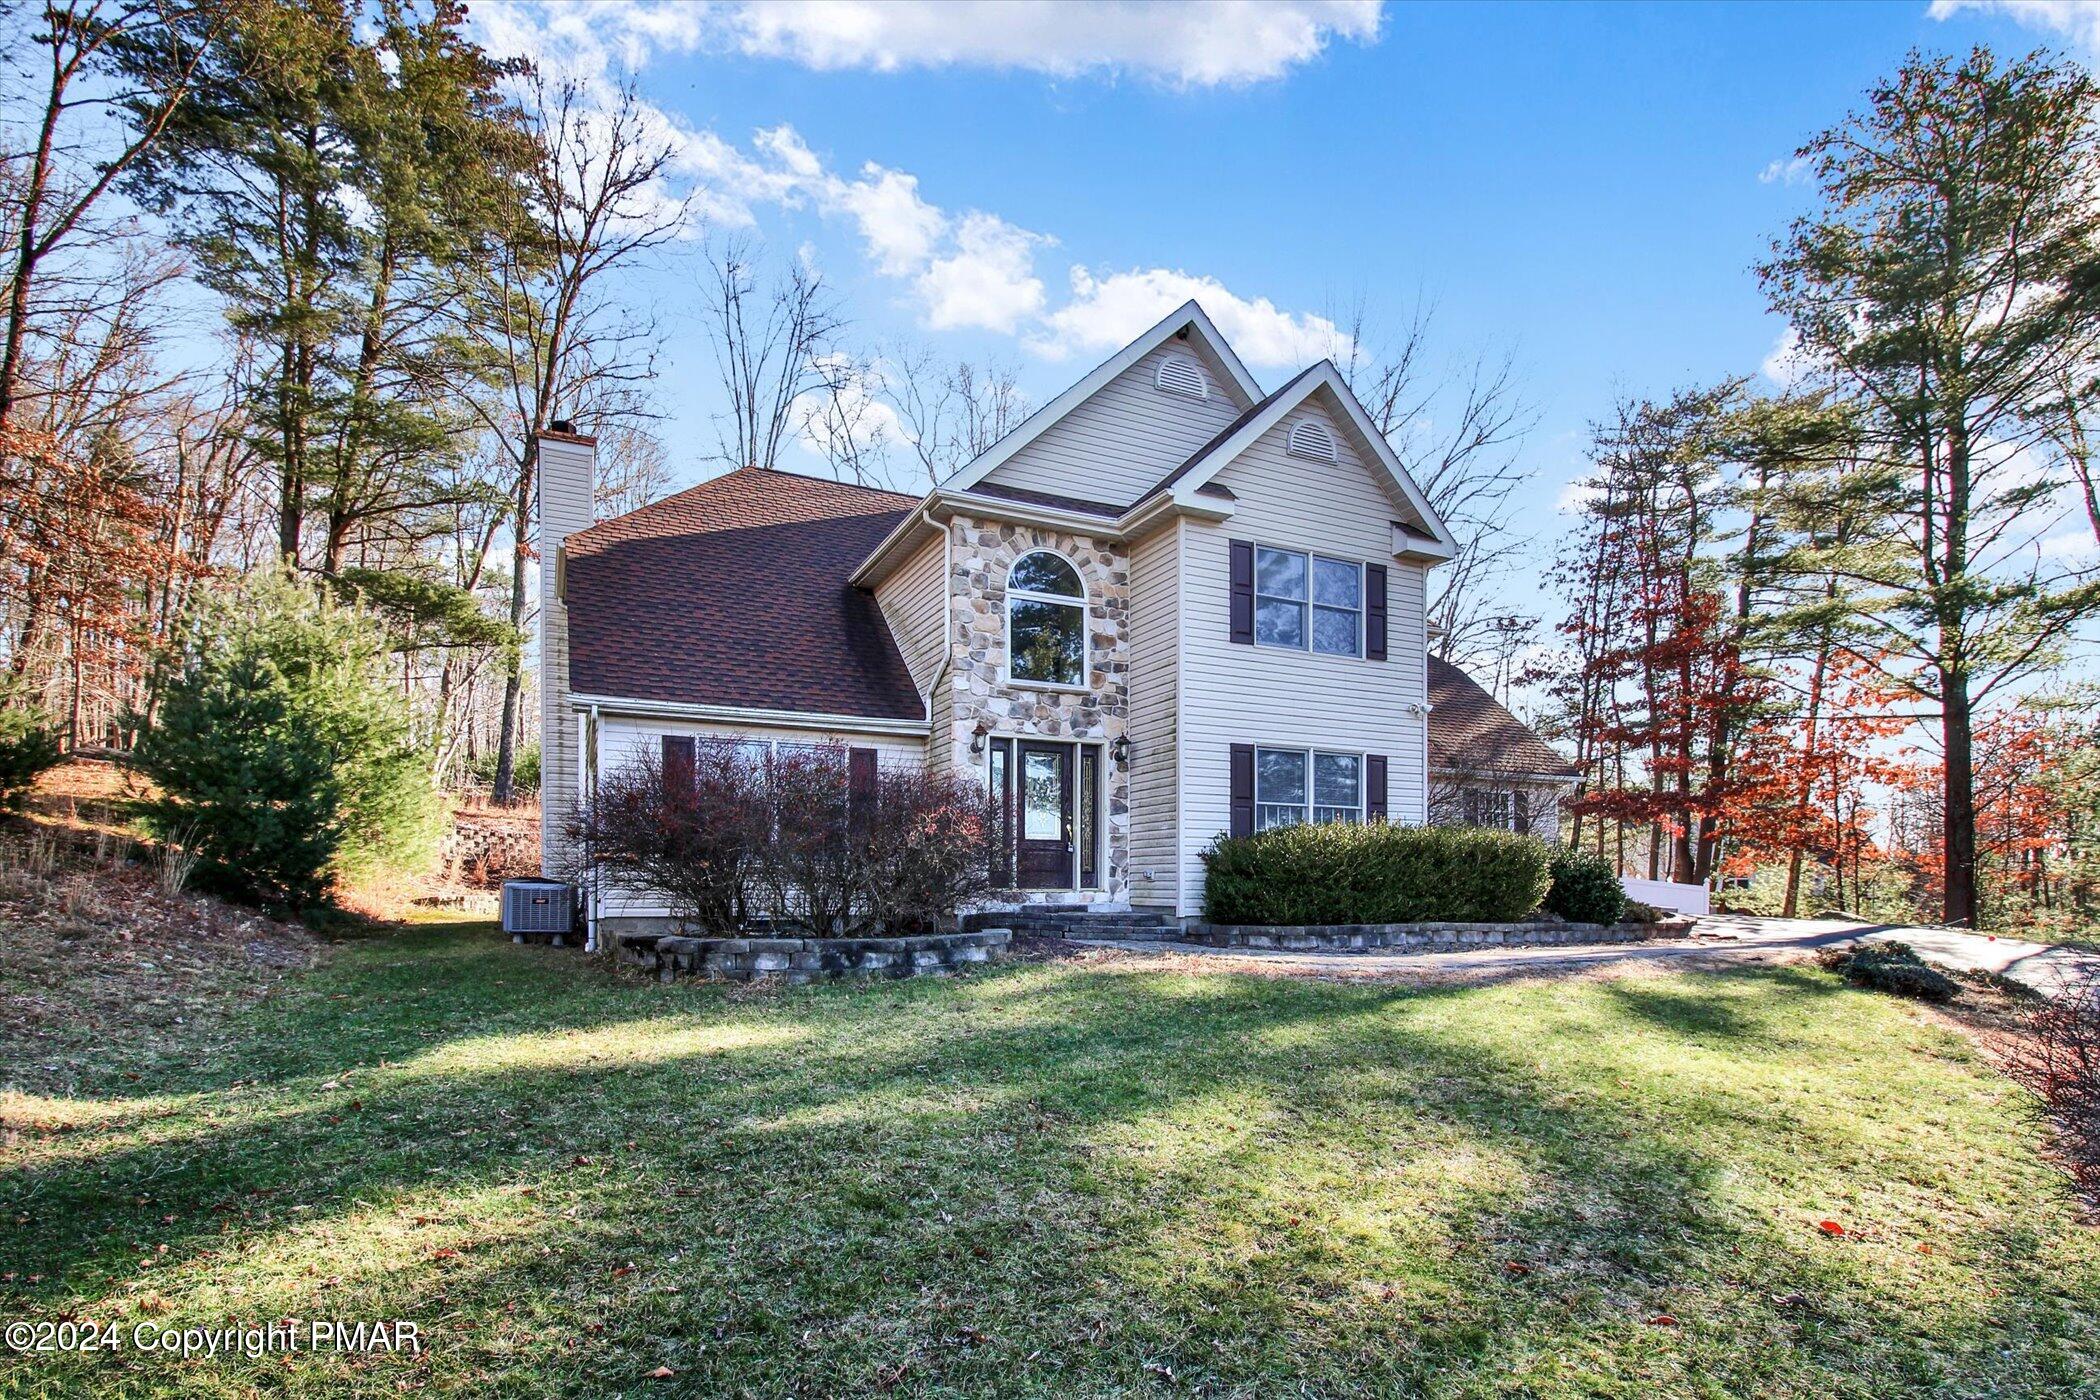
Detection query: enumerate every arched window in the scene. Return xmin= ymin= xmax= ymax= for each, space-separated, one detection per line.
xmin=1006 ymin=550 xmax=1086 ymax=687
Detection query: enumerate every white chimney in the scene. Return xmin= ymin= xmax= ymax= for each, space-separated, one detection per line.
xmin=535 ymin=424 xmax=596 ymax=884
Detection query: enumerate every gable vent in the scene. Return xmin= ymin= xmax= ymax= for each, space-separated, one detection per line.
xmin=1154 ymin=354 xmax=1210 ymax=400
xmin=1287 ymin=419 xmax=1338 ymax=462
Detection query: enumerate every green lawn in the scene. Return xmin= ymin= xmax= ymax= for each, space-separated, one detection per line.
xmin=3 ymin=923 xmax=2096 ymax=1397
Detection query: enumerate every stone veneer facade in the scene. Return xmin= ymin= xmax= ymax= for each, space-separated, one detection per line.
xmin=932 ymin=514 xmax=1131 ymax=901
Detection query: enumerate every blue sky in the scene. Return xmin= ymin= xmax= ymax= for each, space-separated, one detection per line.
xmin=476 ymin=0 xmax=2092 ymax=621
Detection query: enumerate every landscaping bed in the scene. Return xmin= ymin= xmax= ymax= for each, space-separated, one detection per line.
xmin=1188 ymin=913 xmax=1695 ymax=953
xmin=0 ymin=837 xmax=317 ymax=1096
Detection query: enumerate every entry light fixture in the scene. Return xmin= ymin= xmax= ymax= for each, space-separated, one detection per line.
xmin=970 ymin=723 xmax=989 ymax=757
xmin=1111 ymin=734 xmax=1130 ymax=765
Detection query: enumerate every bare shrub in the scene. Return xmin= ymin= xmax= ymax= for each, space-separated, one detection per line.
xmin=570 ymin=743 xmax=994 ymax=938
xmin=2001 ymin=973 xmax=2100 ymax=1198
xmin=755 ymin=746 xmax=856 ymax=935
xmin=567 ymin=742 xmax=769 ymax=933
xmin=859 ymin=768 xmax=994 ymax=934
xmin=93 ymin=827 xmax=134 ymax=869
xmin=10 ymin=830 xmax=60 ymax=878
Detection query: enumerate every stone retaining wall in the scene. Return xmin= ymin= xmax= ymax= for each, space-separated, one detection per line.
xmin=442 ymin=810 xmax=542 ymax=888
xmin=618 ymin=929 xmax=1012 ymax=984
xmin=1189 ymin=916 xmax=1695 ymax=953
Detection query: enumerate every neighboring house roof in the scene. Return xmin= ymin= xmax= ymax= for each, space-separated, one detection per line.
xmin=1428 ymin=657 xmax=1580 ymax=780
xmin=564 ymin=466 xmax=925 ymax=721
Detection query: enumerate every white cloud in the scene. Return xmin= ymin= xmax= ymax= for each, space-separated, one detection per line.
xmin=1929 ymin=1 xmax=2100 ymax=56
xmin=1761 ymin=326 xmax=1814 ymax=388
xmin=1556 ymin=473 xmax=1603 ymax=514
xmin=1758 ymin=155 xmax=1812 ymax=186
xmin=475 ymin=0 xmax=1381 ymax=89
xmin=915 ymin=213 xmax=1050 ymax=333
xmin=2040 ymin=529 xmax=2100 ymax=560
xmin=469 ymin=1 xmax=1345 ymax=362
xmin=470 ymin=2 xmax=706 ymax=85
xmin=721 ymin=0 xmax=1383 ymax=87
xmin=828 ymin=164 xmax=947 ymax=277
xmin=795 ymin=351 xmax=910 ymax=459
xmin=1032 ymin=267 xmax=1343 ymax=368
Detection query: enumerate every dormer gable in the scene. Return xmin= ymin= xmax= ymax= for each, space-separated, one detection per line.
xmin=1133 ymin=363 xmax=1457 ymax=561
xmin=944 ymin=302 xmax=1260 ymax=510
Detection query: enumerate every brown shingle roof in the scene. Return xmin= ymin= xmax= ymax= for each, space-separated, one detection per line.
xmin=966 ymin=481 xmax=1125 ymax=517
xmin=1428 ymin=657 xmax=1579 ymax=779
xmin=565 ymin=467 xmax=925 ymax=721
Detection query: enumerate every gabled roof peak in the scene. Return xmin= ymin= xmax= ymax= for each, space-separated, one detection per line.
xmin=937 ymin=299 xmax=1261 ymax=496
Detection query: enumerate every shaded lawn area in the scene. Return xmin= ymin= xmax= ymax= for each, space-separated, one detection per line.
xmin=3 ymin=923 xmax=2097 ymax=1397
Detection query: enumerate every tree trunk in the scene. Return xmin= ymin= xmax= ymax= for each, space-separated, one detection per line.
xmin=491 ymin=437 xmax=538 ymax=805
xmin=1941 ymin=670 xmax=1978 ymax=926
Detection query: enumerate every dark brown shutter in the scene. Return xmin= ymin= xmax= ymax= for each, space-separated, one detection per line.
xmin=847 ymin=747 xmax=878 ymax=831
xmin=662 ymin=734 xmax=695 ymax=798
xmin=1365 ymin=754 xmax=1388 ymax=823
xmin=1229 ymin=540 xmax=1255 ymax=644
xmin=1365 ymin=563 xmax=1388 ymax=661
xmin=1229 ymin=743 xmax=1255 ymax=838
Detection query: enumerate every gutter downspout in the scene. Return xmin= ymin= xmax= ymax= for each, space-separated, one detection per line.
xmin=583 ymin=702 xmax=602 ymax=952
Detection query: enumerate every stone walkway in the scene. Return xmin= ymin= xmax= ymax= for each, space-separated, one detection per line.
xmin=1076 ymin=914 xmax=2100 ymax=998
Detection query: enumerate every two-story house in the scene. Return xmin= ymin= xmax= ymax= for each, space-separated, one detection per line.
xmin=538 ymin=302 xmax=1576 ymax=937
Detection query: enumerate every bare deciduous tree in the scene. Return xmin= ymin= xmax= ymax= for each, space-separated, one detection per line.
xmin=701 ymin=238 xmax=845 ymax=474
xmin=0 ymin=0 xmax=230 ymax=433
xmin=1328 ymin=296 xmax=1536 ymax=670
xmin=469 ymin=73 xmax=686 ymax=805
xmin=880 ymin=344 xmax=1028 ymax=489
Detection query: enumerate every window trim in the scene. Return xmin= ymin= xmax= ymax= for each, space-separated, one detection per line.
xmin=1253 ymin=746 xmax=1367 ymax=830
xmin=1002 ymin=548 xmax=1090 ymax=692
xmin=1250 ymin=545 xmax=1365 ymax=659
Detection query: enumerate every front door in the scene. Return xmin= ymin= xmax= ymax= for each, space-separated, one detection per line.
xmin=1014 ymin=741 xmax=1074 ymax=889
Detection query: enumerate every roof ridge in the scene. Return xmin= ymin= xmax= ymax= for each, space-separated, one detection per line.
xmin=570 ymin=463 xmax=922 ymax=544
xmin=741 ymin=463 xmax=923 ymax=504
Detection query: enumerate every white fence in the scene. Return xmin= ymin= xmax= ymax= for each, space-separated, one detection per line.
xmin=1620 ymin=877 xmax=1710 ymax=917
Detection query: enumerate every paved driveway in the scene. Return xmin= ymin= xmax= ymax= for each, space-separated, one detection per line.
xmin=1077 ymin=915 xmax=2100 ymax=998
xmin=1705 ymin=913 xmax=2100 ymax=1000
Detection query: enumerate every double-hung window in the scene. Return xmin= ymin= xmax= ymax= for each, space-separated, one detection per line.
xmin=1253 ymin=547 xmax=1362 ymax=657
xmin=1462 ymin=788 xmax=1516 ymax=831
xmin=1254 ymin=747 xmax=1365 ymax=829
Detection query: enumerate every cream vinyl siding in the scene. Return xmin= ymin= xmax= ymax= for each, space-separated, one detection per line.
xmin=873 ymin=527 xmax=947 ymax=697
xmin=591 ymin=715 xmax=925 ymax=920
xmin=1124 ymin=517 xmax=1182 ymax=910
xmin=1175 ymin=399 xmax=1432 ymax=915
xmin=979 ymin=343 xmax=1248 ymax=508
xmin=927 ymin=659 xmax=958 ymax=775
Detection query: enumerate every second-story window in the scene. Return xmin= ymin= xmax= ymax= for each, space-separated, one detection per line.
xmin=1255 ymin=546 xmax=1362 ymax=657
xmin=1007 ymin=550 xmax=1086 ymax=687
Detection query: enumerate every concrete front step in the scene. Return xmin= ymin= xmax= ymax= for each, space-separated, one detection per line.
xmin=966 ymin=909 xmax=1175 ymax=933
xmin=994 ymin=910 xmax=1181 ymax=941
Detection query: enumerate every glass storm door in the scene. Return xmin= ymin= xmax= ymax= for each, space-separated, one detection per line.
xmin=1014 ymin=741 xmax=1075 ymax=889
